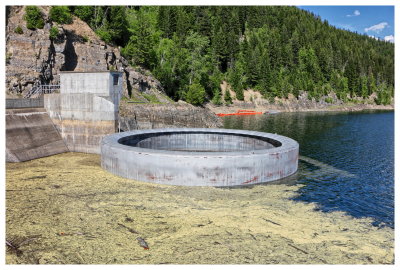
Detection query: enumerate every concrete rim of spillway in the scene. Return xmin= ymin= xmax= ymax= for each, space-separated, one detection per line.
xmin=101 ymin=128 xmax=299 ymax=187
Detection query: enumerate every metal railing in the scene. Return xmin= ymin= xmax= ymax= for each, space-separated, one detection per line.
xmin=24 ymin=84 xmax=60 ymax=98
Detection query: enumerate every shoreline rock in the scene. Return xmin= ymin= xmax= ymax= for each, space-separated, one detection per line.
xmin=205 ymin=101 xmax=394 ymax=115
xmin=119 ymin=101 xmax=223 ymax=131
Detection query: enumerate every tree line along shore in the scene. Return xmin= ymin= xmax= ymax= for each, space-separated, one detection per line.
xmin=19 ymin=6 xmax=394 ymax=107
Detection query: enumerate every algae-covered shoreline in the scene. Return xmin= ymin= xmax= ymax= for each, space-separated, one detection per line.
xmin=6 ymin=153 xmax=394 ymax=264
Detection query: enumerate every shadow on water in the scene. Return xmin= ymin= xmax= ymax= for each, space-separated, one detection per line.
xmin=223 ymin=110 xmax=394 ymax=228
xmin=220 ymin=155 xmax=356 ymax=188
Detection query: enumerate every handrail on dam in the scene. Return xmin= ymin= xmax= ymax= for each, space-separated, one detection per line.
xmin=24 ymin=84 xmax=60 ymax=98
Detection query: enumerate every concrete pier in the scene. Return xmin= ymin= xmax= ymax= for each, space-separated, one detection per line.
xmin=101 ymin=128 xmax=299 ymax=186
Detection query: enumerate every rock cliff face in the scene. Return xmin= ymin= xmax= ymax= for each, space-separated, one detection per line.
xmin=5 ymin=6 xmax=169 ymax=102
xmin=6 ymin=6 xmax=222 ymax=130
xmin=119 ymin=102 xmax=223 ymax=130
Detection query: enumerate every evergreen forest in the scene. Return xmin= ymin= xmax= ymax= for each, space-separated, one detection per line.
xmin=37 ymin=6 xmax=396 ymax=105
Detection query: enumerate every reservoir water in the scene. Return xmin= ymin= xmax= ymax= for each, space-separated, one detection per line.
xmin=224 ymin=110 xmax=394 ymax=228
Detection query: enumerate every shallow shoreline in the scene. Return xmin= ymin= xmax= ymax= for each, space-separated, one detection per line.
xmin=6 ymin=153 xmax=394 ymax=264
xmin=205 ymin=102 xmax=394 ymax=115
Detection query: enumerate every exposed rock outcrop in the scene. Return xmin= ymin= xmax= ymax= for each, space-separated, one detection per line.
xmin=5 ymin=6 xmax=169 ymax=102
xmin=119 ymin=102 xmax=223 ymax=131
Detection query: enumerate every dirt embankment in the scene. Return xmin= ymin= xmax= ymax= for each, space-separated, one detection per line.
xmin=6 ymin=153 xmax=394 ymax=264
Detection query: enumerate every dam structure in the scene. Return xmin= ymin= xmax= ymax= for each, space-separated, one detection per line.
xmin=45 ymin=71 xmax=123 ymax=154
xmin=6 ymin=71 xmax=123 ymax=162
xmin=6 ymin=98 xmax=69 ymax=162
xmin=6 ymin=71 xmax=299 ymax=186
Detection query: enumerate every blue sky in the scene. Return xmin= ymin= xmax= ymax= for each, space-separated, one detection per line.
xmin=298 ymin=6 xmax=394 ymax=42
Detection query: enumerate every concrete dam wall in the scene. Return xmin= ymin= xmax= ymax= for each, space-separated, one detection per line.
xmin=44 ymin=71 xmax=122 ymax=154
xmin=6 ymin=71 xmax=123 ymax=162
xmin=6 ymin=107 xmax=68 ymax=162
xmin=44 ymin=93 xmax=119 ymax=154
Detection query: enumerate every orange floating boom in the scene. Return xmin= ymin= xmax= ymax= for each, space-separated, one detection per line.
xmin=216 ymin=110 xmax=263 ymax=117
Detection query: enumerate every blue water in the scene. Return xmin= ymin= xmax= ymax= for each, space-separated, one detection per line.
xmin=223 ymin=110 xmax=394 ymax=228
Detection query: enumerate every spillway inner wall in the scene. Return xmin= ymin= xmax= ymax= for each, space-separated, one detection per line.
xmin=118 ymin=131 xmax=281 ymax=152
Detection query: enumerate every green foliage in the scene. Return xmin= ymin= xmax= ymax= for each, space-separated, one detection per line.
xmin=157 ymin=6 xmax=178 ymax=39
xmin=375 ymin=83 xmax=392 ymax=105
xmin=368 ymin=72 xmax=377 ymax=96
xmin=49 ymin=26 xmax=59 ymax=40
xmin=184 ymin=31 xmax=210 ymax=85
xmin=336 ymin=76 xmax=349 ymax=102
xmin=271 ymin=67 xmax=293 ymax=98
xmin=207 ymin=68 xmax=224 ymax=96
xmin=235 ymin=88 xmax=244 ymax=101
xmin=152 ymin=37 xmax=181 ymax=98
xmin=49 ymin=6 xmax=73 ymax=24
xmin=360 ymin=75 xmax=368 ymax=98
xmin=95 ymin=28 xmax=112 ymax=43
xmin=142 ymin=93 xmax=160 ymax=103
xmin=122 ymin=7 xmax=160 ymax=68
xmin=224 ymin=89 xmax=232 ymax=104
xmin=78 ymin=6 xmax=129 ymax=46
xmin=211 ymin=89 xmax=223 ymax=105
xmin=82 ymin=35 xmax=89 ymax=42
xmin=24 ymin=6 xmax=44 ymax=30
xmin=299 ymin=47 xmax=322 ymax=82
xmin=323 ymin=83 xmax=333 ymax=95
xmin=324 ymin=97 xmax=334 ymax=104
xmin=73 ymin=6 xmax=94 ymax=22
xmin=14 ymin=25 xmax=23 ymax=34
xmin=228 ymin=58 xmax=246 ymax=100
xmin=185 ymin=83 xmax=206 ymax=105
xmin=108 ymin=6 xmax=129 ymax=45
xmin=68 ymin=5 xmax=393 ymax=105
xmin=6 ymin=52 xmax=12 ymax=64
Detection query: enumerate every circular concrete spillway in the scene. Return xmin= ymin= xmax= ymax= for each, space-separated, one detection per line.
xmin=101 ymin=128 xmax=299 ymax=187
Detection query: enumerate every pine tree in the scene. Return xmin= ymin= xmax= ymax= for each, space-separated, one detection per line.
xmin=74 ymin=5 xmax=393 ymax=105
xmin=224 ymin=88 xmax=232 ymax=104
xmin=158 ymin=6 xmax=177 ymax=38
xmin=186 ymin=83 xmax=206 ymax=105
xmin=184 ymin=31 xmax=210 ymax=85
xmin=360 ymin=75 xmax=368 ymax=98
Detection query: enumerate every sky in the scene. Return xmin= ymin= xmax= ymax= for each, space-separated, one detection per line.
xmin=298 ymin=6 xmax=394 ymax=43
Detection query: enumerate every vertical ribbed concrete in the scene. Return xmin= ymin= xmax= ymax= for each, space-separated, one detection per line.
xmin=44 ymin=71 xmax=123 ymax=154
xmin=6 ymin=97 xmax=44 ymax=109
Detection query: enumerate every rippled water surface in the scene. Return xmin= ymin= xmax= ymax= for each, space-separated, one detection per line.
xmin=224 ymin=110 xmax=394 ymax=228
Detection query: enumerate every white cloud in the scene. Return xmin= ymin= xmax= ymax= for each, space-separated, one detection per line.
xmin=364 ymin=22 xmax=389 ymax=33
xmin=384 ymin=35 xmax=394 ymax=43
xmin=336 ymin=23 xmax=357 ymax=32
xmin=346 ymin=10 xmax=361 ymax=17
xmin=368 ymin=35 xmax=379 ymax=40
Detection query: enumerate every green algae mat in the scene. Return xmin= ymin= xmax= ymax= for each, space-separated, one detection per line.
xmin=5 ymin=153 xmax=394 ymax=264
